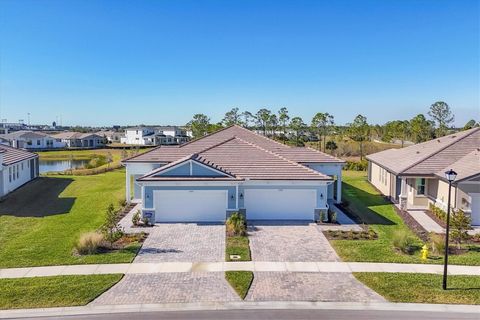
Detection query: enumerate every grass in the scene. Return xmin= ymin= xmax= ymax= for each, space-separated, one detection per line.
xmin=226 ymin=236 xmax=251 ymax=261
xmin=225 ymin=271 xmax=254 ymax=299
xmin=330 ymin=171 xmax=480 ymax=265
xmin=0 ymin=169 xmax=141 ymax=268
xmin=354 ymin=273 xmax=480 ymax=305
xmin=37 ymin=148 xmax=151 ymax=175
xmin=0 ymin=274 xmax=122 ymax=309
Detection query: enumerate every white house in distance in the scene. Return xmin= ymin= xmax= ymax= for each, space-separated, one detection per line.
xmin=121 ymin=128 xmax=156 ymax=145
xmin=96 ymin=130 xmax=123 ymax=143
xmin=122 ymin=125 xmax=344 ymax=223
xmin=367 ymin=127 xmax=480 ymax=226
xmin=0 ymin=131 xmax=65 ymax=150
xmin=0 ymin=145 xmax=39 ymax=197
xmin=121 ymin=126 xmax=190 ymax=146
xmin=51 ymin=132 xmax=106 ymax=148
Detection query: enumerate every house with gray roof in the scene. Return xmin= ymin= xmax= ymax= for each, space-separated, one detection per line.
xmin=51 ymin=132 xmax=106 ymax=148
xmin=0 ymin=145 xmax=39 ymax=197
xmin=367 ymin=127 xmax=480 ymax=226
xmin=122 ymin=125 xmax=344 ymax=222
xmin=0 ymin=131 xmax=65 ymax=150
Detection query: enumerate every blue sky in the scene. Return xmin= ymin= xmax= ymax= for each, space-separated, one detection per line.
xmin=0 ymin=0 xmax=478 ymax=127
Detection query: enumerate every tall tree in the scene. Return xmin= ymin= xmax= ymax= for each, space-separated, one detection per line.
xmin=278 ymin=107 xmax=290 ymax=140
xmin=463 ymin=119 xmax=477 ymax=130
xmin=187 ymin=114 xmax=210 ymax=139
xmin=311 ymin=112 xmax=334 ymax=152
xmin=385 ymin=120 xmax=410 ymax=147
xmin=347 ymin=114 xmax=370 ymax=161
xmin=241 ymin=111 xmax=255 ymax=128
xmin=269 ymin=114 xmax=278 ymax=137
xmin=222 ymin=107 xmax=243 ymax=126
xmin=428 ymin=101 xmax=454 ymax=137
xmin=410 ymin=114 xmax=434 ymax=143
xmin=289 ymin=117 xmax=307 ymax=146
xmin=256 ymin=108 xmax=272 ymax=135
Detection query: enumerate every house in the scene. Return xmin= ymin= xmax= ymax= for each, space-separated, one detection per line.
xmin=122 ymin=125 xmax=344 ymax=223
xmin=367 ymin=127 xmax=480 ymax=226
xmin=0 ymin=131 xmax=65 ymax=150
xmin=96 ymin=130 xmax=123 ymax=143
xmin=0 ymin=145 xmax=39 ymax=197
xmin=156 ymin=126 xmax=190 ymax=144
xmin=51 ymin=132 xmax=106 ymax=148
xmin=121 ymin=128 xmax=156 ymax=145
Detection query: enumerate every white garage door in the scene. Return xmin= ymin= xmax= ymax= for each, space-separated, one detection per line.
xmin=245 ymin=189 xmax=316 ymax=220
xmin=154 ymin=190 xmax=227 ymax=222
xmin=471 ymin=193 xmax=480 ymax=226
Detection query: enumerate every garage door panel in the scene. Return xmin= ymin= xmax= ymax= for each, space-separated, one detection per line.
xmin=245 ymin=189 xmax=316 ymax=220
xmin=471 ymin=193 xmax=480 ymax=226
xmin=155 ymin=190 xmax=227 ymax=222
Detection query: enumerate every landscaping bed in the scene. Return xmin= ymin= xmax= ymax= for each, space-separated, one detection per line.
xmin=226 ymin=236 xmax=251 ymax=261
xmin=0 ymin=274 xmax=122 ymax=309
xmin=354 ymin=272 xmax=480 ymax=305
xmin=324 ymin=229 xmax=378 ymax=241
xmin=225 ymin=271 xmax=254 ymax=300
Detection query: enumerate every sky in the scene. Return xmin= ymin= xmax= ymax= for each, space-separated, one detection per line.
xmin=0 ymin=0 xmax=478 ymax=127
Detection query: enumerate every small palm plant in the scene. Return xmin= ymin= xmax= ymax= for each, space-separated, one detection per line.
xmin=226 ymin=212 xmax=246 ymax=236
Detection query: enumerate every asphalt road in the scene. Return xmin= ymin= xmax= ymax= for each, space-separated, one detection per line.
xmin=24 ymin=309 xmax=480 ymax=320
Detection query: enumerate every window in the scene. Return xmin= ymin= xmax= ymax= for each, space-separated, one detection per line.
xmin=16 ymin=164 xmax=19 ymax=178
xmin=27 ymin=140 xmax=32 ymax=146
xmin=416 ymin=178 xmax=426 ymax=195
xmin=37 ymin=140 xmax=41 ymax=145
xmin=21 ymin=162 xmax=24 ymax=170
xmin=9 ymin=167 xmax=12 ymax=182
xmin=12 ymin=166 xmax=15 ymax=181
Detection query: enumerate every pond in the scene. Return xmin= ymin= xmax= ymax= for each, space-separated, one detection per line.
xmin=39 ymin=159 xmax=90 ymax=173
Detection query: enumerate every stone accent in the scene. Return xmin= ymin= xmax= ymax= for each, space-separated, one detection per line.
xmin=245 ymin=272 xmax=385 ymax=302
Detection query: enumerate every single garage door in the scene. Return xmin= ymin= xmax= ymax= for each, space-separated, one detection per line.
xmin=154 ymin=190 xmax=227 ymax=222
xmin=245 ymin=189 xmax=316 ymax=220
xmin=471 ymin=193 xmax=480 ymax=226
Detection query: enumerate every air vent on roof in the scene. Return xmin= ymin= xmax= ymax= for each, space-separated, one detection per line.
xmin=416 ymin=151 xmax=420 ymax=154
xmin=437 ymin=139 xmax=441 ymax=142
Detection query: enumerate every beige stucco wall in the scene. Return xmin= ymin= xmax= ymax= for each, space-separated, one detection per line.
xmin=369 ymin=162 xmax=392 ymax=197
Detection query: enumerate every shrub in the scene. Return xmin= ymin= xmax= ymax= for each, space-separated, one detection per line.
xmin=226 ymin=212 xmax=246 ymax=236
xmin=392 ymin=229 xmax=417 ymax=254
xmin=328 ymin=210 xmax=337 ymax=223
xmin=132 ymin=210 xmax=141 ymax=226
xmin=142 ymin=216 xmax=151 ymax=226
xmin=75 ymin=232 xmax=103 ymax=255
xmin=450 ymin=209 xmax=471 ymax=248
xmin=429 ymin=232 xmax=445 ymax=256
xmin=429 ymin=203 xmax=446 ymax=222
xmin=344 ymin=160 xmax=368 ymax=171
xmin=101 ymin=203 xmax=124 ymax=247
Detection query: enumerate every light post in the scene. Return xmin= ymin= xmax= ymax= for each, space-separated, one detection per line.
xmin=442 ymin=168 xmax=457 ymax=290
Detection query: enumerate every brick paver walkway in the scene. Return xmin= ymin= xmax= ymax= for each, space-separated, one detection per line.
xmin=134 ymin=223 xmax=225 ymax=263
xmin=92 ymin=272 xmax=240 ymax=305
xmin=245 ymin=272 xmax=384 ymax=302
xmin=248 ymin=222 xmax=339 ymax=262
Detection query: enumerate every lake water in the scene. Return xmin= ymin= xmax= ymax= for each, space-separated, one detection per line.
xmin=39 ymin=159 xmax=90 ymax=173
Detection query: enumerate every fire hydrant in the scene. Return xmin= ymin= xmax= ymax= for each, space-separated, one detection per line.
xmin=421 ymin=244 xmax=429 ymax=260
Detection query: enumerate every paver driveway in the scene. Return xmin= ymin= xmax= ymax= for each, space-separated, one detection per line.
xmin=134 ymin=223 xmax=225 ymax=263
xmin=93 ymin=273 xmax=240 ymax=305
xmin=248 ymin=221 xmax=339 ymax=262
xmin=245 ymin=272 xmax=384 ymax=302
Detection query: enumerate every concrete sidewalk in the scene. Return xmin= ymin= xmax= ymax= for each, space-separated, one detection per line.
xmin=1 ymin=301 xmax=480 ymax=319
xmin=1 ymin=261 xmax=479 ymax=279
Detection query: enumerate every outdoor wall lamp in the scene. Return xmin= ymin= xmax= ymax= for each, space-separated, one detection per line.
xmin=320 ymin=193 xmax=323 ymax=199
xmin=231 ymin=194 xmax=235 ymax=200
xmin=442 ymin=168 xmax=457 ymax=290
xmin=239 ymin=193 xmax=244 ymax=199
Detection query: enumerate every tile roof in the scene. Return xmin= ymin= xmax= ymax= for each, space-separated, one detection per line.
xmin=0 ymin=144 xmax=38 ymax=166
xmin=366 ymin=127 xmax=480 ymax=175
xmin=138 ymin=137 xmax=331 ymax=181
xmin=1 ymin=130 xmax=49 ymax=140
xmin=52 ymin=132 xmax=103 ymax=139
xmin=125 ymin=125 xmax=344 ymax=164
xmin=436 ymin=149 xmax=480 ymax=182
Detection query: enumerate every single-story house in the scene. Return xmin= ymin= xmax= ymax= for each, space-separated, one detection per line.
xmin=96 ymin=130 xmax=123 ymax=143
xmin=367 ymin=127 xmax=480 ymax=226
xmin=0 ymin=145 xmax=39 ymax=197
xmin=0 ymin=131 xmax=65 ymax=150
xmin=122 ymin=125 xmax=344 ymax=223
xmin=51 ymin=132 xmax=106 ymax=148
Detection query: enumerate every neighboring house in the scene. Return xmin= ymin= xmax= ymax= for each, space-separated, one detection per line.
xmin=0 ymin=131 xmax=65 ymax=150
xmin=121 ymin=127 xmax=190 ymax=146
xmin=51 ymin=132 xmax=106 ymax=148
xmin=367 ymin=128 xmax=480 ymax=226
xmin=122 ymin=125 xmax=344 ymax=223
xmin=121 ymin=128 xmax=156 ymax=145
xmin=0 ymin=145 xmax=39 ymax=197
xmin=96 ymin=130 xmax=123 ymax=143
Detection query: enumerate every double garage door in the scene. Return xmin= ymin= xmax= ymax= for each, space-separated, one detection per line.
xmin=154 ymin=188 xmax=316 ymax=222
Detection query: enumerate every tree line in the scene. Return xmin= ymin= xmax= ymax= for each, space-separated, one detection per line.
xmin=186 ymin=101 xmax=478 ymax=160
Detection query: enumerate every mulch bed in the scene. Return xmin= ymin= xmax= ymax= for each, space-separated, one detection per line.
xmin=392 ymin=204 xmax=429 ymax=242
xmin=423 ymin=209 xmax=447 ymax=228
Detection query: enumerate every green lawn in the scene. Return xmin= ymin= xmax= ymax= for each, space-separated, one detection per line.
xmin=226 ymin=236 xmax=251 ymax=261
xmin=331 ymin=171 xmax=480 ymax=265
xmin=355 ymin=273 xmax=480 ymax=305
xmin=0 ymin=169 xmax=141 ymax=268
xmin=0 ymin=274 xmax=122 ymax=309
xmin=225 ymin=271 xmax=254 ymax=299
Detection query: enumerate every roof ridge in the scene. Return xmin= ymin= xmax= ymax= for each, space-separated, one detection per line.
xmin=232 ymin=124 xmax=290 ymax=149
xmin=400 ymin=127 xmax=480 ymax=174
xmin=178 ymin=125 xmax=237 ymax=148
xmin=232 ymin=136 xmax=328 ymax=178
